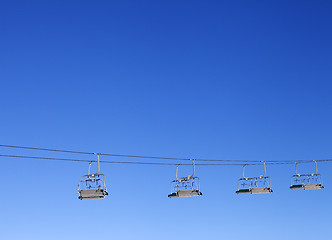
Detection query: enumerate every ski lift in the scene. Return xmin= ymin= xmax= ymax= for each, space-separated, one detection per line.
xmin=168 ymin=159 xmax=202 ymax=198
xmin=236 ymin=162 xmax=273 ymax=194
xmin=77 ymin=153 xmax=108 ymax=200
xmin=290 ymin=161 xmax=324 ymax=190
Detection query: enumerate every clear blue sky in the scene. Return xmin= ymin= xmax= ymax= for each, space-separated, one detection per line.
xmin=1 ymin=1 xmax=332 ymax=239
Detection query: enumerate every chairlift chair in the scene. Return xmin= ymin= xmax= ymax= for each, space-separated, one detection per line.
xmin=77 ymin=153 xmax=108 ymax=200
xmin=290 ymin=161 xmax=324 ymax=190
xmin=236 ymin=162 xmax=273 ymax=194
xmin=168 ymin=160 xmax=202 ymax=198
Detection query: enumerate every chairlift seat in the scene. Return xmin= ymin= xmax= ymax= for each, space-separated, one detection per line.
xmin=78 ymin=189 xmax=108 ymax=200
xmin=169 ymin=161 xmax=202 ymax=199
xmin=290 ymin=184 xmax=323 ymax=190
xmin=290 ymin=161 xmax=324 ymax=191
xmin=251 ymin=187 xmax=272 ymax=194
xmin=77 ymin=154 xmax=109 ymax=200
xmin=304 ymin=184 xmax=324 ymax=190
xmin=236 ymin=189 xmax=251 ymax=194
xmin=168 ymin=189 xmax=202 ymax=198
xmin=236 ymin=187 xmax=272 ymax=194
xmin=236 ymin=162 xmax=272 ymax=195
xmin=290 ymin=184 xmax=304 ymax=189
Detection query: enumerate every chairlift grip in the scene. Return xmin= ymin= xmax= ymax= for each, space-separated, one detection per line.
xmin=88 ymin=153 xmax=101 ymax=177
xmin=313 ymin=160 xmax=318 ymax=176
xmin=176 ymin=164 xmax=180 ymax=180
xmin=88 ymin=161 xmax=92 ymax=175
xmin=191 ymin=159 xmax=195 ymax=178
xmin=295 ymin=162 xmax=300 ymax=176
xmin=242 ymin=164 xmax=247 ymax=179
xmin=261 ymin=161 xmax=266 ymax=178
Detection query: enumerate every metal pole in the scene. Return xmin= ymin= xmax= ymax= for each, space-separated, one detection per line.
xmin=242 ymin=164 xmax=246 ymax=179
xmin=176 ymin=164 xmax=179 ymax=180
xmin=191 ymin=159 xmax=195 ymax=178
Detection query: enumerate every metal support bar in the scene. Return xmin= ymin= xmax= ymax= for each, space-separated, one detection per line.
xmin=295 ymin=162 xmax=299 ymax=176
xmin=259 ymin=161 xmax=266 ymax=178
xmin=88 ymin=153 xmax=101 ymax=177
xmin=175 ymin=164 xmax=179 ymax=180
xmin=242 ymin=165 xmax=247 ymax=179
xmin=88 ymin=161 xmax=92 ymax=175
xmin=313 ymin=160 xmax=318 ymax=176
xmin=191 ymin=159 xmax=195 ymax=178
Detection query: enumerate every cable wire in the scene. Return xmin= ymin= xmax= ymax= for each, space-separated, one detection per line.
xmin=1 ymin=154 xmax=331 ymax=167
xmin=0 ymin=154 xmax=260 ymax=166
xmin=0 ymin=144 xmax=331 ymax=164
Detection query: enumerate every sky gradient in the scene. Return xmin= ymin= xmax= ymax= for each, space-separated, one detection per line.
xmin=1 ymin=1 xmax=332 ymax=239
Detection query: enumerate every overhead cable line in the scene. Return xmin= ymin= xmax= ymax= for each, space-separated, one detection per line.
xmin=0 ymin=154 xmax=263 ymax=166
xmin=0 ymin=154 xmax=178 ymax=165
xmin=0 ymin=144 xmax=212 ymax=161
xmin=0 ymin=144 xmax=331 ymax=164
xmin=0 ymin=144 xmax=93 ymax=155
xmin=0 ymin=154 xmax=330 ymax=166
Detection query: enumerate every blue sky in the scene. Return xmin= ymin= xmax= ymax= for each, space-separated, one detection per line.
xmin=1 ymin=1 xmax=332 ymax=239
